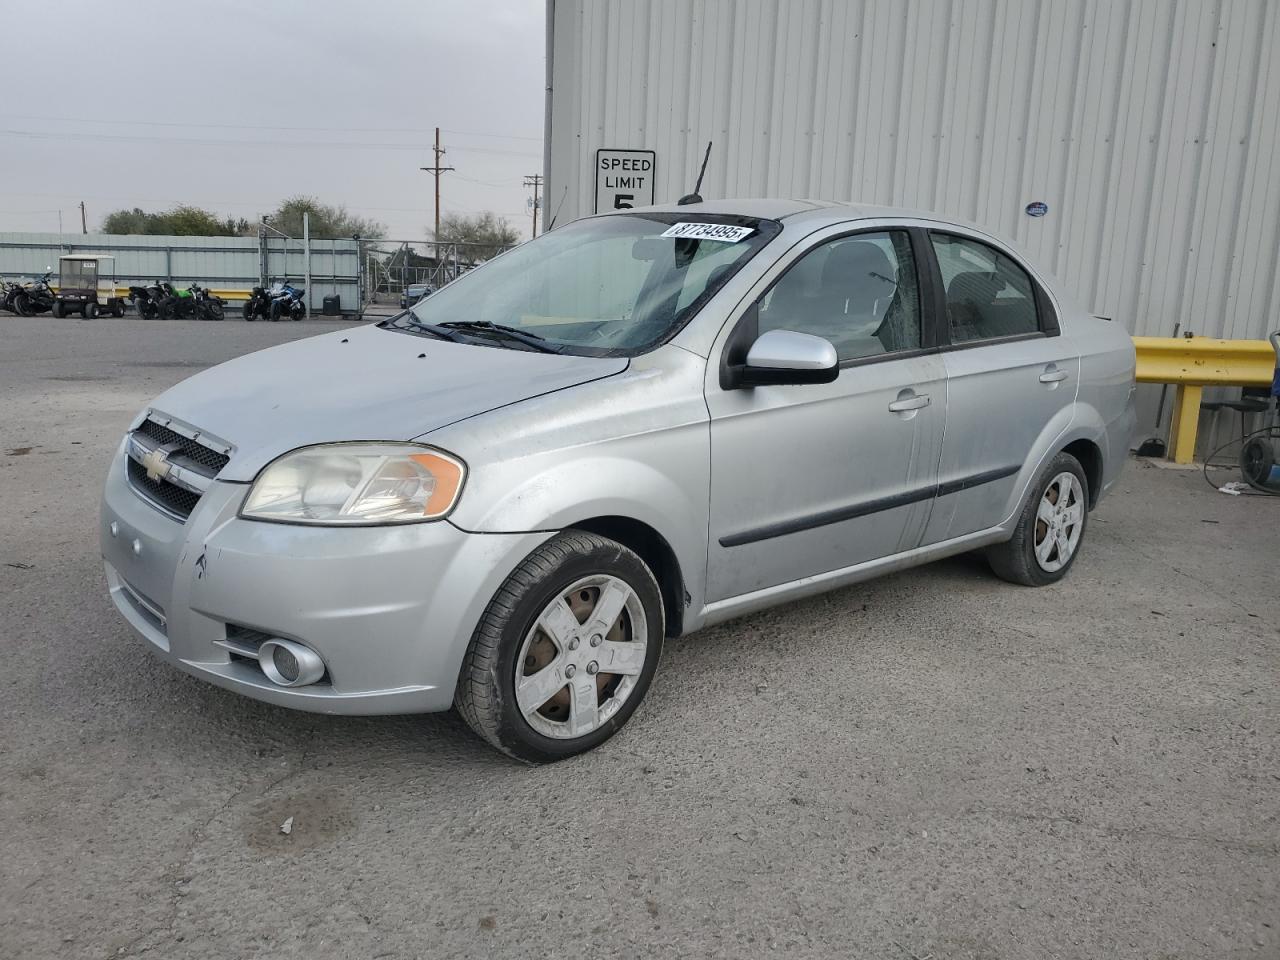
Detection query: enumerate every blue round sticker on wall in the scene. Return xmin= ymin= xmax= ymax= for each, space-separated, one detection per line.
xmin=1025 ymin=201 xmax=1049 ymax=217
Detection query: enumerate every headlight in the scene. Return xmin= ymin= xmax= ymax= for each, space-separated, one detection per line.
xmin=240 ymin=443 xmax=466 ymax=525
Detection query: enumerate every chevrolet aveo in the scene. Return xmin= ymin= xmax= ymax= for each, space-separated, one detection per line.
xmin=101 ymin=200 xmax=1136 ymax=762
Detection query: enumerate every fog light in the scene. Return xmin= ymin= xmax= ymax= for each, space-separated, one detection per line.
xmin=272 ymin=645 xmax=300 ymax=682
xmin=258 ymin=638 xmax=325 ymax=687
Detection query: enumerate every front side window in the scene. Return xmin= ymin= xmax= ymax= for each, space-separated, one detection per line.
xmin=757 ymin=231 xmax=922 ymax=361
xmin=385 ymin=213 xmax=780 ymax=357
xmin=930 ymin=233 xmax=1040 ymax=342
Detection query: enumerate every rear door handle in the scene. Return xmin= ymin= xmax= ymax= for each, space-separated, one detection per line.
xmin=888 ymin=394 xmax=931 ymax=412
xmin=1039 ymin=369 xmax=1068 ymax=383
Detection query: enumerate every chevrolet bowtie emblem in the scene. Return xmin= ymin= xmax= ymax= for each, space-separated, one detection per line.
xmin=140 ymin=447 xmax=171 ymax=483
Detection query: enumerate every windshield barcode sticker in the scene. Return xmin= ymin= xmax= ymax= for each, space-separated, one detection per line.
xmin=659 ymin=222 xmax=755 ymax=243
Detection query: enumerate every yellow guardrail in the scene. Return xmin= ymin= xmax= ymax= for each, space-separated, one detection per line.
xmin=48 ymin=285 xmax=254 ymax=301
xmin=1132 ymin=335 xmax=1276 ymax=464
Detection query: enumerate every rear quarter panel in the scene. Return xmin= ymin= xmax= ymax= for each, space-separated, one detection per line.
xmin=1063 ymin=312 xmax=1137 ymax=501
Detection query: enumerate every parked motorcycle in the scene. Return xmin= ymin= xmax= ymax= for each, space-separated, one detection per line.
xmin=11 ymin=273 xmax=56 ymax=316
xmin=0 ymin=280 xmax=23 ymax=313
xmin=242 ymin=285 xmax=270 ymax=321
xmin=268 ymin=282 xmax=306 ymax=321
xmin=127 ymin=283 xmax=165 ymax=320
xmin=191 ymin=283 xmax=225 ymax=321
xmin=156 ymin=283 xmax=223 ymax=321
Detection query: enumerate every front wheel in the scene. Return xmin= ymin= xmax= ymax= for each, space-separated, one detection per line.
xmin=986 ymin=452 xmax=1089 ymax=587
xmin=455 ymin=531 xmax=664 ymax=763
xmin=83 ymin=301 xmax=99 ymax=320
xmin=52 ymin=301 xmax=65 ymax=318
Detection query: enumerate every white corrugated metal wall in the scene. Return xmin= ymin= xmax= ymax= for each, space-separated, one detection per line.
xmin=548 ymin=0 xmax=1280 ymax=342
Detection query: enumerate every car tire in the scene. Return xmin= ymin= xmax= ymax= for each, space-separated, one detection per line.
xmin=84 ymin=302 xmax=99 ymax=320
xmin=455 ymin=530 xmax=665 ymax=763
xmin=986 ymin=451 xmax=1089 ymax=587
xmin=111 ymin=301 xmax=124 ymax=318
xmin=52 ymin=301 xmax=65 ymax=318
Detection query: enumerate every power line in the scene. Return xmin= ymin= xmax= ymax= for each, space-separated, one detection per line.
xmin=0 ymin=128 xmax=541 ymax=157
xmin=0 ymin=113 xmax=541 ymax=142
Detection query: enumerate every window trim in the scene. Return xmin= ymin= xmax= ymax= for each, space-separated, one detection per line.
xmin=718 ymin=225 xmax=939 ymax=388
xmin=925 ymin=229 xmax=1059 ymax=349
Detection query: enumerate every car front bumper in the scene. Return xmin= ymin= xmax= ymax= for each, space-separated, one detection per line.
xmin=100 ymin=442 xmax=549 ymax=714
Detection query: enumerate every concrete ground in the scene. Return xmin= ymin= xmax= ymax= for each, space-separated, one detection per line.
xmin=2 ymin=316 xmax=1277 ymax=960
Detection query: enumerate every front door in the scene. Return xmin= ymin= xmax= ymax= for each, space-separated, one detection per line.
xmin=705 ymin=227 xmax=947 ymax=602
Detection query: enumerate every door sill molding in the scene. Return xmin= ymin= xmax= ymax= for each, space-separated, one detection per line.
xmin=697 ymin=524 xmax=1008 ymax=628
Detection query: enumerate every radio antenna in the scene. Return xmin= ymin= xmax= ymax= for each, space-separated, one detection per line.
xmin=678 ymin=141 xmax=713 ymax=205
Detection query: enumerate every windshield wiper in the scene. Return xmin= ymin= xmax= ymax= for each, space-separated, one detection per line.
xmin=439 ymin=320 xmax=561 ymax=353
xmin=381 ymin=311 xmax=468 ymax=342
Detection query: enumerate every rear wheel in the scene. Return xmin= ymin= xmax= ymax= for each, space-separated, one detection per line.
xmin=52 ymin=301 xmax=65 ymax=318
xmin=987 ymin=452 xmax=1088 ymax=586
xmin=111 ymin=300 xmax=124 ymax=318
xmin=13 ymin=294 xmax=30 ymax=317
xmin=455 ymin=531 xmax=664 ymax=763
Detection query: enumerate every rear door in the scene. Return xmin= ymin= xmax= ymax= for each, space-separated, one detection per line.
xmin=920 ymin=231 xmax=1079 ymax=544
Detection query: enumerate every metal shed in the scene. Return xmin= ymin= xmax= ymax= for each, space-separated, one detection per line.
xmin=544 ymin=0 xmax=1280 ymax=344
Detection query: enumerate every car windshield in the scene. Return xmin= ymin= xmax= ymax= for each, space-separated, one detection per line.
xmin=385 ymin=212 xmax=780 ymax=356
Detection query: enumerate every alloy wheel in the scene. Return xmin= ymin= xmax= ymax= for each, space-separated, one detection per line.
xmin=1034 ymin=471 xmax=1084 ymax=572
xmin=514 ymin=574 xmax=648 ymax=740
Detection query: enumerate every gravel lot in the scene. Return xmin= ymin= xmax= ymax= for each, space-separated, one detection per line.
xmin=2 ymin=315 xmax=1277 ymax=960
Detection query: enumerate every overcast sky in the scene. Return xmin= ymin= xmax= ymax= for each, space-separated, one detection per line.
xmin=0 ymin=0 xmax=545 ymax=240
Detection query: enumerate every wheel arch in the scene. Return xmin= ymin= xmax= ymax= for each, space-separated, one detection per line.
xmin=567 ymin=515 xmax=687 ymax=638
xmin=1061 ymin=437 xmax=1103 ymax=509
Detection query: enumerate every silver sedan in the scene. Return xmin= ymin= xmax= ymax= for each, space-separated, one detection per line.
xmin=100 ymin=200 xmax=1136 ymax=761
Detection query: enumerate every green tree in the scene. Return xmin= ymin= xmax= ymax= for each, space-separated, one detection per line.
xmin=264 ymin=196 xmax=386 ymax=239
xmin=100 ymin=205 xmax=248 ymax=236
xmin=432 ymin=212 xmax=519 ymax=263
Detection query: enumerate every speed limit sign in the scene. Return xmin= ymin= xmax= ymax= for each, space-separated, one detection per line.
xmin=595 ymin=149 xmax=656 ymax=213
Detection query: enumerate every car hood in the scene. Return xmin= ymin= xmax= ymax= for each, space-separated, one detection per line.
xmin=144 ymin=323 xmax=629 ymax=482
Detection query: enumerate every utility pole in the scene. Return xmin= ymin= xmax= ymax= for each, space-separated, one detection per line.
xmin=420 ymin=126 xmax=454 ymax=243
xmin=79 ymin=201 xmax=87 ymax=234
xmin=523 ymin=173 xmax=543 ymax=239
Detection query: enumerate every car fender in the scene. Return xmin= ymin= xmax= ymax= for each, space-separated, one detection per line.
xmin=447 ymin=440 xmax=710 ymax=613
xmin=430 ymin=346 xmax=713 ymax=617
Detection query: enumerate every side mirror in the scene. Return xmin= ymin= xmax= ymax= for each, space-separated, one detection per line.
xmin=733 ymin=329 xmax=839 ymax=387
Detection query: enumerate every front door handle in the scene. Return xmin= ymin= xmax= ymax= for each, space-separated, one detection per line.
xmin=888 ymin=394 xmax=931 ymax=413
xmin=1039 ymin=368 xmax=1069 ymax=384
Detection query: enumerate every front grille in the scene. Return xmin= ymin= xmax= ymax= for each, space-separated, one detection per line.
xmin=136 ymin=419 xmax=230 ymax=474
xmin=127 ymin=456 xmax=201 ymax=518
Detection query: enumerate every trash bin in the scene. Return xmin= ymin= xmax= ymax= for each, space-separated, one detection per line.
xmin=322 ymin=295 xmax=341 ymax=316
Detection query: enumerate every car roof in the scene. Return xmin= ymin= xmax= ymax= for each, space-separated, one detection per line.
xmin=610 ymin=198 xmax=974 ymax=230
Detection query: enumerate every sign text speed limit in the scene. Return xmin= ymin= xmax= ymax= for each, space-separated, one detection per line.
xmin=595 ymin=149 xmax=656 ymax=213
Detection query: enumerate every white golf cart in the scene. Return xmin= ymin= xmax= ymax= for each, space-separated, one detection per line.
xmin=54 ymin=254 xmax=125 ymax=318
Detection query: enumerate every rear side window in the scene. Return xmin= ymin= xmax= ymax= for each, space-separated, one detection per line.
xmin=930 ymin=234 xmax=1039 ymax=343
